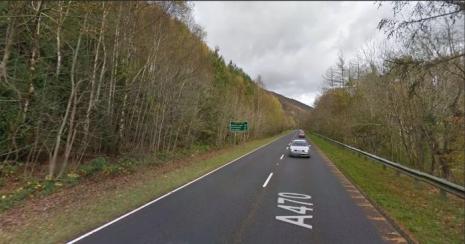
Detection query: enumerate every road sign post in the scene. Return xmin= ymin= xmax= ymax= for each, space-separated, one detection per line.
xmin=229 ymin=121 xmax=248 ymax=132
xmin=229 ymin=121 xmax=248 ymax=145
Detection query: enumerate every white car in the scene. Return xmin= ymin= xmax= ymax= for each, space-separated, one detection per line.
xmin=288 ymin=139 xmax=311 ymax=158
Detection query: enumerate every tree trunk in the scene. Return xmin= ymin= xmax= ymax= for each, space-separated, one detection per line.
xmin=80 ymin=6 xmax=107 ymax=160
xmin=48 ymin=12 xmax=87 ymax=179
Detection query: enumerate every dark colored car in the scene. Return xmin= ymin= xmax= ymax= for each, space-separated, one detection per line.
xmin=298 ymin=130 xmax=305 ymax=138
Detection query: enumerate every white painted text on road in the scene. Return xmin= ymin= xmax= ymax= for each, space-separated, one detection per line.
xmin=276 ymin=192 xmax=314 ymax=230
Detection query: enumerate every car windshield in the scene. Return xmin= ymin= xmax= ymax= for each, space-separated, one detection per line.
xmin=292 ymin=141 xmax=308 ymax=146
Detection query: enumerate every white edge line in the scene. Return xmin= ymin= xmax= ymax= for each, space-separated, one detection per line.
xmin=280 ymin=154 xmax=284 ymax=160
xmin=67 ymin=133 xmax=289 ymax=244
xmin=262 ymin=172 xmax=274 ymax=188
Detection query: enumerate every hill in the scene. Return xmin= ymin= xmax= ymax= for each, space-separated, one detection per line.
xmin=269 ymin=91 xmax=312 ymax=128
xmin=270 ymin=91 xmax=313 ymax=111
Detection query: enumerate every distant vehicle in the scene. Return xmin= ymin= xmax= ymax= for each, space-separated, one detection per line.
xmin=288 ymin=139 xmax=311 ymax=158
xmin=297 ymin=130 xmax=305 ymax=138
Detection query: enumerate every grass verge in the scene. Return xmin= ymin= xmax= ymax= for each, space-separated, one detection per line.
xmin=310 ymin=133 xmax=464 ymax=244
xmin=0 ymin=131 xmax=288 ymax=244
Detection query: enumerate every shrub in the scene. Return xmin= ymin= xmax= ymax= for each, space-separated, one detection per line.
xmin=0 ymin=163 xmax=19 ymax=178
xmin=0 ymin=182 xmax=36 ymax=212
xmin=62 ymin=172 xmax=80 ymax=186
xmin=78 ymin=157 xmax=108 ymax=177
xmin=40 ymin=180 xmax=57 ymax=196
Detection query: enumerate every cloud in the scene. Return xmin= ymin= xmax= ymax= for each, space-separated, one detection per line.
xmin=192 ymin=1 xmax=391 ymax=106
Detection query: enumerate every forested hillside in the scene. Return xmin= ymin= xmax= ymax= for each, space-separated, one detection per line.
xmin=0 ymin=1 xmax=292 ymax=181
xmin=309 ymin=1 xmax=464 ymax=184
xmin=270 ymin=91 xmax=312 ymax=129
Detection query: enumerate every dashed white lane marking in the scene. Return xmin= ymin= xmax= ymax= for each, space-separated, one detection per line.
xmin=280 ymin=154 xmax=284 ymax=160
xmin=66 ymin=133 xmax=291 ymax=244
xmin=263 ymin=172 xmax=274 ymax=188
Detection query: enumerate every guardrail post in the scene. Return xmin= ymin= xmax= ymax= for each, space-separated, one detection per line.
xmin=382 ymin=164 xmax=387 ymax=170
xmin=395 ymin=170 xmax=400 ymax=176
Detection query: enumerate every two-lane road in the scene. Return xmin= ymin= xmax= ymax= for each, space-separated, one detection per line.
xmin=69 ymin=131 xmax=405 ymax=244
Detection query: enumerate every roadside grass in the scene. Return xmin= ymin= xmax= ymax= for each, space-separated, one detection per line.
xmin=1 ymin=146 xmax=209 ymax=212
xmin=0 ymin=132 xmax=288 ymax=244
xmin=309 ymin=133 xmax=465 ymax=244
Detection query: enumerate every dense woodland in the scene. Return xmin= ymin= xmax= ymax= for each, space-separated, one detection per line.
xmin=309 ymin=1 xmax=464 ymax=184
xmin=0 ymin=1 xmax=293 ymax=180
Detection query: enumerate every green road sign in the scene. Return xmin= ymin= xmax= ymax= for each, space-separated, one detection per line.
xmin=229 ymin=121 xmax=248 ymax=132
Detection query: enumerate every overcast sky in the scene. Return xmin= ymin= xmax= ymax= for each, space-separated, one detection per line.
xmin=192 ymin=1 xmax=393 ymax=106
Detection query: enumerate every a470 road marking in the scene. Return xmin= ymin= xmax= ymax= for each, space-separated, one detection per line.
xmin=275 ymin=192 xmax=314 ymax=229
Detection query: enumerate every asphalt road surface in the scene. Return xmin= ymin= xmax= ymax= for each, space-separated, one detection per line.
xmin=69 ymin=131 xmax=405 ymax=244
